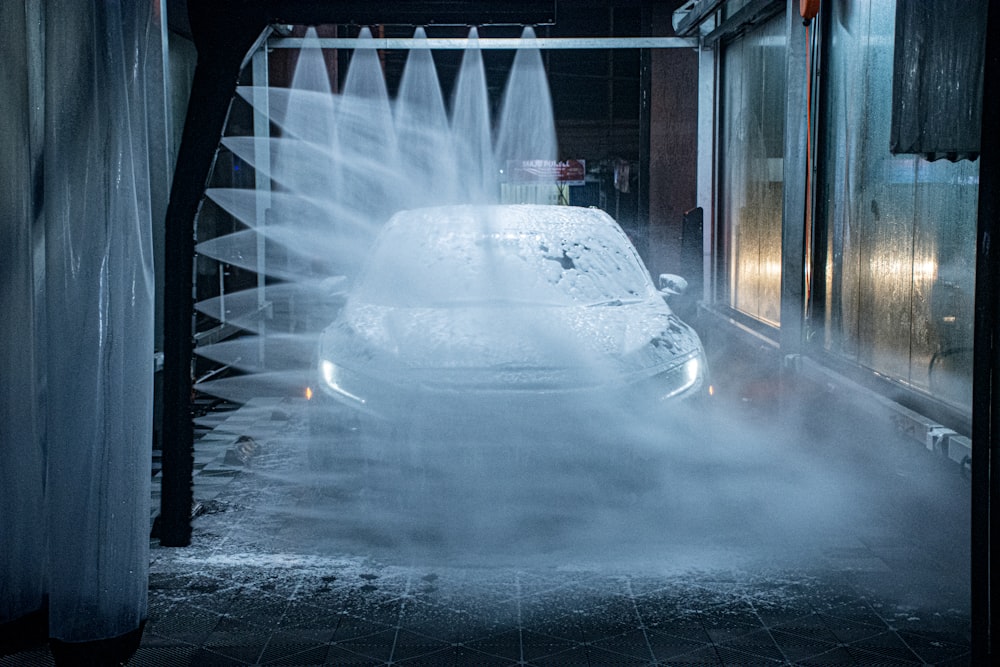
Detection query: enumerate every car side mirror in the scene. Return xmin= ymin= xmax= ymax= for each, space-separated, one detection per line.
xmin=658 ymin=273 xmax=688 ymax=297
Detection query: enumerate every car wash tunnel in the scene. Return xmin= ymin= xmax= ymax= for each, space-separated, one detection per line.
xmin=1 ymin=1 xmax=998 ymax=665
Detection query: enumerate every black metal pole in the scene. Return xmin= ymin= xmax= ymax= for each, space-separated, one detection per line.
xmin=971 ymin=0 xmax=999 ymax=659
xmin=159 ymin=3 xmax=266 ymax=546
xmin=159 ymin=62 xmax=241 ymax=546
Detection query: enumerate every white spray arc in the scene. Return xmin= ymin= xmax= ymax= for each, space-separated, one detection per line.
xmin=193 ymin=26 xmax=557 ymax=402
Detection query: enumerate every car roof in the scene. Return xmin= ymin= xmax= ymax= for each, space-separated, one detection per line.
xmin=384 ymin=204 xmax=619 ymax=234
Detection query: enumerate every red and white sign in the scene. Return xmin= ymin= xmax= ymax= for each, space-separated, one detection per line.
xmin=504 ymin=159 xmax=586 ymax=186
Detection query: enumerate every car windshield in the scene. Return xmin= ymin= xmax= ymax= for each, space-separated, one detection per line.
xmin=355 ymin=207 xmax=654 ymax=308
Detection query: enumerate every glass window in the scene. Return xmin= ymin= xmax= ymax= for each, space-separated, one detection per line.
xmin=815 ymin=0 xmax=978 ymax=411
xmin=718 ymin=11 xmax=787 ymax=327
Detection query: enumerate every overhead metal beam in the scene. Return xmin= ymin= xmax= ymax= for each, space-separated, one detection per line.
xmin=266 ymin=0 xmax=557 ymax=27
xmin=673 ymin=0 xmax=724 ymax=37
xmin=702 ymin=0 xmax=783 ymax=47
xmin=268 ymin=36 xmax=698 ymax=49
xmin=167 ymin=0 xmax=558 ymax=37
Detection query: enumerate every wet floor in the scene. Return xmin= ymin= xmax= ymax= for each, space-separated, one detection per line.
xmin=2 ymin=351 xmax=973 ymax=666
xmin=148 ymin=366 xmax=972 ymax=667
xmin=133 ymin=386 xmax=970 ymax=666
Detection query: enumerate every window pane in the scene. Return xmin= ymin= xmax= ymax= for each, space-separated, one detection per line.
xmin=817 ymin=0 xmax=978 ymax=411
xmin=719 ymin=12 xmax=786 ymax=326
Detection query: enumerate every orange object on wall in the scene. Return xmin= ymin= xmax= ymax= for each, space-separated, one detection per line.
xmin=800 ymin=0 xmax=820 ymax=23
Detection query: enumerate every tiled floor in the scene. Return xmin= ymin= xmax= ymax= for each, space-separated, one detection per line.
xmin=134 ymin=556 xmax=970 ymax=666
xmin=3 ymin=383 xmax=973 ymax=666
xmin=139 ymin=389 xmax=972 ymax=666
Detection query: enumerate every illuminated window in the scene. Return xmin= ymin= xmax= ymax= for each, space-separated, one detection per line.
xmin=815 ymin=0 xmax=978 ymax=412
xmin=717 ymin=10 xmax=786 ymax=327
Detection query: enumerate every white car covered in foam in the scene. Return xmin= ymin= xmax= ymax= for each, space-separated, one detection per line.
xmin=311 ymin=204 xmax=707 ymax=429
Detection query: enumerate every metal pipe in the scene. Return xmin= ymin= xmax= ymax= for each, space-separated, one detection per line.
xmin=636 ymin=3 xmax=652 ymax=262
xmin=268 ymin=36 xmax=698 ymax=50
xmin=778 ymin=3 xmax=809 ymax=359
xmin=252 ymin=47 xmax=270 ymax=365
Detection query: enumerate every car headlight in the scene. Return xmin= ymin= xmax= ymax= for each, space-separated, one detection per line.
xmin=655 ymin=353 xmax=704 ymax=400
xmin=320 ymin=359 xmax=367 ymax=406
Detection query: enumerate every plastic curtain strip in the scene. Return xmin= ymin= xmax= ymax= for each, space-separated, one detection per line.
xmin=0 ymin=0 xmax=160 ymax=643
xmin=0 ymin=0 xmax=46 ymax=630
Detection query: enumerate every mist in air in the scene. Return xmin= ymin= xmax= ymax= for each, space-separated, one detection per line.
xmin=192 ymin=26 xmax=889 ymax=572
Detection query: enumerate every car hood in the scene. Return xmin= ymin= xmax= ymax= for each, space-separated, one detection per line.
xmin=319 ymin=299 xmax=702 ymax=387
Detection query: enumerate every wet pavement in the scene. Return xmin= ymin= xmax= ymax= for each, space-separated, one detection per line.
xmin=145 ymin=386 xmax=972 ymax=666
xmin=3 ymin=362 xmax=973 ymax=666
